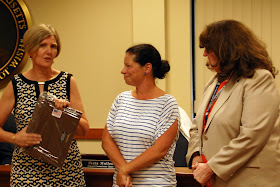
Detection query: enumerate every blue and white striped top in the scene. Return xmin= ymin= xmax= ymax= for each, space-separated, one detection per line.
xmin=107 ymin=91 xmax=180 ymax=186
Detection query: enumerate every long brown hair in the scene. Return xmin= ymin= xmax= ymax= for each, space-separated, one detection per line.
xmin=199 ymin=19 xmax=277 ymax=81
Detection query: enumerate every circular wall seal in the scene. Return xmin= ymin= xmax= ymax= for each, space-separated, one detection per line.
xmin=0 ymin=0 xmax=32 ymax=88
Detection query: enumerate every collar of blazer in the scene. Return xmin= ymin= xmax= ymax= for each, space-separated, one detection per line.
xmin=201 ymin=72 xmax=241 ymax=132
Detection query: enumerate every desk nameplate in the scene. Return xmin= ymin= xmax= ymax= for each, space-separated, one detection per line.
xmin=82 ymin=159 xmax=115 ymax=169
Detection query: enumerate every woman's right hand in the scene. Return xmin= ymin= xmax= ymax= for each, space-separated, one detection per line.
xmin=116 ymin=169 xmax=132 ymax=187
xmin=192 ymin=155 xmax=203 ymax=172
xmin=126 ymin=175 xmax=132 ymax=187
xmin=12 ymin=126 xmax=42 ymax=147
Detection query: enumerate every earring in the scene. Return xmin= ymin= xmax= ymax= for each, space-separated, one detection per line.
xmin=144 ymin=72 xmax=147 ymax=75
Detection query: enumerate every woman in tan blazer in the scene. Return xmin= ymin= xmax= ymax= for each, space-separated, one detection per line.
xmin=186 ymin=20 xmax=280 ymax=187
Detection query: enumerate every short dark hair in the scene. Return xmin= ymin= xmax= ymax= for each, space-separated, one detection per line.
xmin=126 ymin=44 xmax=170 ymax=79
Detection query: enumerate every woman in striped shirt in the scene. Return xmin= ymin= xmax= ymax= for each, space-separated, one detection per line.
xmin=102 ymin=44 xmax=180 ymax=187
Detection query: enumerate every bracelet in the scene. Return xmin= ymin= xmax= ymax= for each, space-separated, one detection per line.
xmin=12 ymin=135 xmax=16 ymax=143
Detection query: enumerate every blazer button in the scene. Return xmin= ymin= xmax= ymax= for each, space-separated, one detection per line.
xmin=204 ymin=134 xmax=208 ymax=140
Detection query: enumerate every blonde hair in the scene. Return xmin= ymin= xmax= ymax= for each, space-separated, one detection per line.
xmin=23 ymin=24 xmax=61 ymax=57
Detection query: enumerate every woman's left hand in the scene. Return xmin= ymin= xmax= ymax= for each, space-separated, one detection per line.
xmin=192 ymin=162 xmax=214 ymax=186
xmin=54 ymin=98 xmax=70 ymax=110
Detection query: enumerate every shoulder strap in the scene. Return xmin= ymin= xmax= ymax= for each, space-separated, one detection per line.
xmin=11 ymin=75 xmax=18 ymax=109
xmin=66 ymin=72 xmax=73 ymax=101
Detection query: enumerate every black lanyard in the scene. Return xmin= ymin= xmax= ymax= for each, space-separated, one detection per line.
xmin=204 ymin=82 xmax=226 ymax=125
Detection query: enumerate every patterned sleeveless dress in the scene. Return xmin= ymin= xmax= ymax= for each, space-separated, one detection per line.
xmin=10 ymin=71 xmax=85 ymax=187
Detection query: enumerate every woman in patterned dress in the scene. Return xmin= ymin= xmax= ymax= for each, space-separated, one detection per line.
xmin=102 ymin=44 xmax=180 ymax=187
xmin=0 ymin=24 xmax=89 ymax=186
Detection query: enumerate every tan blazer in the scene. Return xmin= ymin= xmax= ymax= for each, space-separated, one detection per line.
xmin=186 ymin=69 xmax=280 ymax=187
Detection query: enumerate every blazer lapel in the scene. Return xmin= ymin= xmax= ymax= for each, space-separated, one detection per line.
xmin=204 ymin=73 xmax=240 ymax=131
xmin=197 ymin=76 xmax=218 ymax=135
